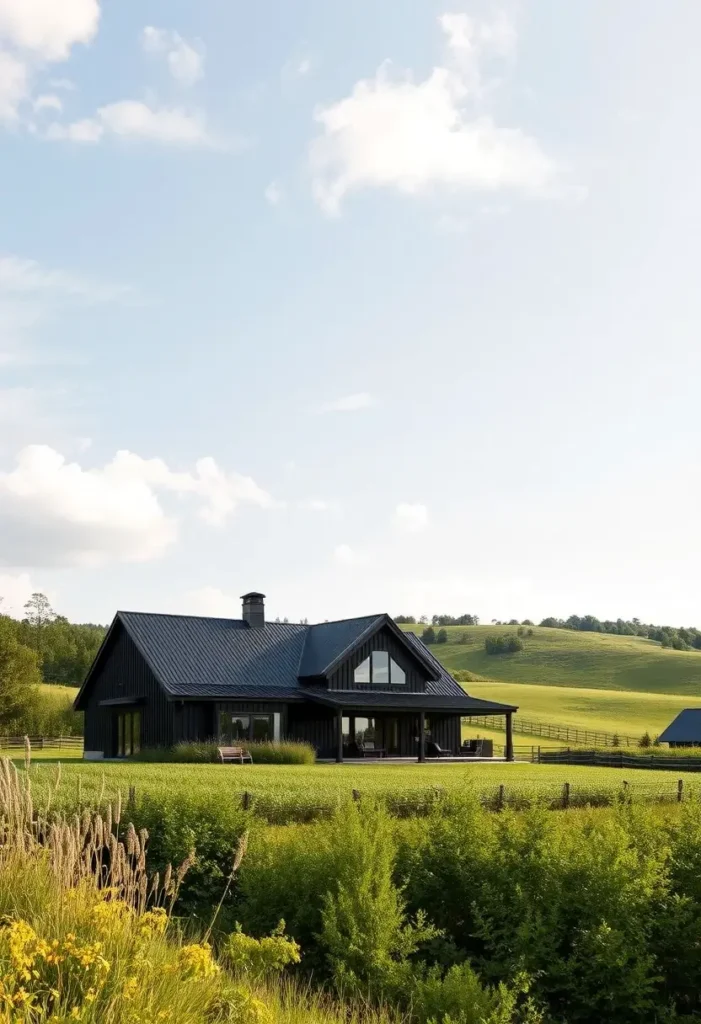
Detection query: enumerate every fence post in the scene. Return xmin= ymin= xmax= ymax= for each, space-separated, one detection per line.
xmin=678 ymin=779 xmax=684 ymax=803
xmin=242 ymin=791 xmax=252 ymax=811
xmin=498 ymin=784 xmax=505 ymax=811
xmin=563 ymin=782 xmax=570 ymax=809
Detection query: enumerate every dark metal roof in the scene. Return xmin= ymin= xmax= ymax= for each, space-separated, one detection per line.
xmin=305 ymin=689 xmax=516 ymax=713
xmin=77 ymin=608 xmax=515 ymax=713
xmin=119 ymin=612 xmax=308 ymax=698
xmin=298 ymin=615 xmax=385 ymax=677
xmin=658 ymin=709 xmax=701 ymax=743
xmin=404 ymin=632 xmax=472 ymax=697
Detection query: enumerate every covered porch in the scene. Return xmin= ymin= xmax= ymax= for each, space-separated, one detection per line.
xmin=298 ymin=691 xmax=516 ymax=763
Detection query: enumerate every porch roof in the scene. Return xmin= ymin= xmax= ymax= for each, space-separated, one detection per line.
xmin=303 ymin=689 xmax=517 ymax=714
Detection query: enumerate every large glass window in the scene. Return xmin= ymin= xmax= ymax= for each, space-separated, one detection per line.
xmin=116 ymin=710 xmax=141 ymax=757
xmin=252 ymin=715 xmax=272 ymax=741
xmin=354 ymin=657 xmax=371 ymax=683
xmin=372 ymin=651 xmax=389 ymax=684
xmin=355 ymin=717 xmax=376 ymax=748
xmin=218 ymin=712 xmax=277 ymax=743
xmin=353 ymin=652 xmax=407 ymax=685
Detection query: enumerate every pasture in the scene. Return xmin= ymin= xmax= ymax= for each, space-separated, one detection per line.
xmin=464 ymin=681 xmax=696 ymax=743
xmin=405 ymin=623 xmax=701 ymax=695
xmin=25 ymin=759 xmax=701 ymax=821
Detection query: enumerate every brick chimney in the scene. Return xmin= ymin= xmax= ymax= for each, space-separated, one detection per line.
xmin=241 ymin=592 xmax=266 ymax=628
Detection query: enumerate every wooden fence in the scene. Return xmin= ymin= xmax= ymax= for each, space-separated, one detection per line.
xmin=0 ymin=736 xmax=83 ymax=750
xmin=536 ymin=748 xmax=701 ymax=772
xmin=464 ymin=714 xmax=637 ymax=748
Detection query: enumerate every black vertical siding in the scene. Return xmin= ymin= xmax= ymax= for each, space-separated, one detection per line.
xmin=328 ymin=626 xmax=428 ymax=692
xmin=83 ymin=625 xmax=173 ymax=755
xmin=286 ymin=704 xmax=462 ymax=758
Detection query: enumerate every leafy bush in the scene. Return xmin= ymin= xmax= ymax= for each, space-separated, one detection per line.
xmin=133 ymin=740 xmax=316 ymax=765
xmin=484 ymin=635 xmax=525 ymax=656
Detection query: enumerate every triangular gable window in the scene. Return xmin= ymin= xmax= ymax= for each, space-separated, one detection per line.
xmin=354 ymin=653 xmax=406 ymax=685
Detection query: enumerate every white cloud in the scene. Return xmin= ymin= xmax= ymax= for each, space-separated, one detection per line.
xmin=0 ymin=571 xmax=41 ymax=617
xmin=310 ymin=11 xmax=556 ymax=214
xmin=48 ymin=101 xmax=211 ymax=146
xmin=333 ymin=543 xmax=367 ymax=566
xmin=0 ymin=445 xmax=274 ymax=568
xmin=33 ymin=93 xmax=62 ymax=113
xmin=299 ymin=498 xmax=332 ymax=512
xmin=185 ymin=586 xmax=240 ymax=619
xmin=264 ymin=181 xmax=283 ymax=206
xmin=393 ymin=502 xmax=429 ymax=534
xmin=0 ymin=50 xmax=27 ymax=121
xmin=0 ymin=0 xmax=99 ymax=61
xmin=297 ymin=58 xmax=312 ymax=77
xmin=0 ymin=254 xmax=125 ymax=301
xmin=141 ymin=26 xmax=204 ymax=87
xmin=318 ymin=392 xmax=373 ymax=414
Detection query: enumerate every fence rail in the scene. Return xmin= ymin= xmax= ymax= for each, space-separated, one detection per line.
xmin=536 ymin=748 xmax=701 ymax=772
xmin=0 ymin=736 xmax=83 ymax=750
xmin=464 ymin=714 xmax=637 ymax=748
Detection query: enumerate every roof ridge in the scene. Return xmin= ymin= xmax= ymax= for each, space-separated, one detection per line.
xmin=309 ymin=613 xmax=386 ymax=628
xmin=118 ymin=610 xmax=246 ymax=624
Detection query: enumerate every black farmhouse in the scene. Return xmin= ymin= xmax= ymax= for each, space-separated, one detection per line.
xmin=75 ymin=592 xmax=517 ymax=762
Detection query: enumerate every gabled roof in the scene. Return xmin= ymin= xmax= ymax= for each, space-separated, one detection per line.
xmin=658 ymin=709 xmax=701 ymax=743
xmin=75 ymin=609 xmax=516 ymax=716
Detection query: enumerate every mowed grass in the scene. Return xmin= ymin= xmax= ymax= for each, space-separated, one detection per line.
xmin=403 ymin=624 xmax=701 ymax=695
xmin=22 ymin=760 xmax=701 ymax=821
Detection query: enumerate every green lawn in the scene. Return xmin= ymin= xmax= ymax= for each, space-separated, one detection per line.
xmin=403 ymin=624 xmax=701 ymax=695
xmin=464 ymin=681 xmax=695 ymax=744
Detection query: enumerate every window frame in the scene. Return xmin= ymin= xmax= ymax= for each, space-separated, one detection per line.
xmin=217 ymin=711 xmax=280 ymax=744
xmin=116 ymin=709 xmax=141 ymax=758
xmin=353 ymin=651 xmax=407 ymax=686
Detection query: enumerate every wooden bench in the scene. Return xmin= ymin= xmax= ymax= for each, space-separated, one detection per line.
xmin=217 ymin=746 xmax=253 ymax=764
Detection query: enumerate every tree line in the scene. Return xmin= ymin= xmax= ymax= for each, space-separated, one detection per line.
xmin=395 ymin=611 xmax=701 ymax=652
xmin=0 ymin=593 xmax=105 ymax=733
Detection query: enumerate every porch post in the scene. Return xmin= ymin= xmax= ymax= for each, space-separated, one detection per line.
xmin=419 ymin=710 xmax=426 ymax=763
xmin=336 ymin=707 xmax=343 ymax=763
xmin=505 ymin=711 xmax=514 ymax=762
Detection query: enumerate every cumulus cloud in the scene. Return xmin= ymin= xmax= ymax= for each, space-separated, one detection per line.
xmin=33 ymin=93 xmax=62 ymax=113
xmin=47 ymin=100 xmax=211 ymax=146
xmin=299 ymin=498 xmax=332 ymax=512
xmin=0 ymin=0 xmax=99 ymax=124
xmin=393 ymin=503 xmax=429 ymax=534
xmin=0 ymin=445 xmax=274 ymax=568
xmin=0 ymin=254 xmax=126 ymax=302
xmin=310 ymin=11 xmax=556 ymax=213
xmin=317 ymin=392 xmax=373 ymax=414
xmin=141 ymin=26 xmax=204 ymax=87
xmin=0 ymin=0 xmax=99 ymax=61
xmin=0 ymin=50 xmax=26 ymax=121
xmin=0 ymin=571 xmax=41 ymax=617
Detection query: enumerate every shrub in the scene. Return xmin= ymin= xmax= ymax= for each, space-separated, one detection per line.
xmin=222 ymin=922 xmax=301 ymax=979
xmin=134 ymin=740 xmax=316 ymax=765
xmin=639 ymin=732 xmax=652 ymax=749
xmin=436 ymin=629 xmax=448 ymax=644
xmin=422 ymin=626 xmax=436 ymax=645
xmin=484 ymin=635 xmax=524 ymax=656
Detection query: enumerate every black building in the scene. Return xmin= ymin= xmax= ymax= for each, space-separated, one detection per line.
xmin=75 ymin=592 xmax=517 ymax=761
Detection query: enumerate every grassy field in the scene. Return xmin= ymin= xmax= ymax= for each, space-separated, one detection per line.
xmin=23 ymin=760 xmax=701 ymax=821
xmin=463 ymin=681 xmax=696 ymax=743
xmin=402 ymin=623 xmax=701 ymax=695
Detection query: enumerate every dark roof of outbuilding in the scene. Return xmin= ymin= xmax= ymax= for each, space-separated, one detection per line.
xmin=658 ymin=709 xmax=701 ymax=743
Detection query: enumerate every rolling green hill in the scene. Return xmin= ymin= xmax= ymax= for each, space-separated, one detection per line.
xmin=399 ymin=624 xmax=701 ymax=744
xmin=402 ymin=624 xmax=701 ymax=696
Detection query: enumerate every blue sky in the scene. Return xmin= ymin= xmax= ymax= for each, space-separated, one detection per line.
xmin=1 ymin=0 xmax=700 ymax=627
